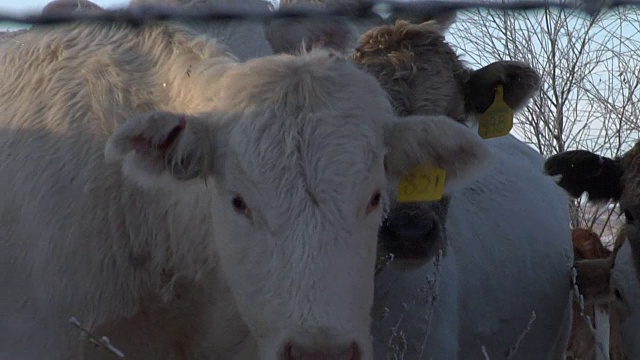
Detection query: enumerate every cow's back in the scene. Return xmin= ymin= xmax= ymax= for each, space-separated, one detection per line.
xmin=372 ymin=135 xmax=573 ymax=359
xmin=0 ymin=24 xmax=168 ymax=254
xmin=0 ymin=23 xmax=222 ymax=359
xmin=0 ymin=24 xmax=151 ymax=358
xmin=452 ymin=135 xmax=573 ymax=359
xmin=129 ymin=0 xmax=275 ymax=61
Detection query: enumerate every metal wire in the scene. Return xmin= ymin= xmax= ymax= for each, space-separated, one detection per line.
xmin=1 ymin=0 xmax=639 ymax=27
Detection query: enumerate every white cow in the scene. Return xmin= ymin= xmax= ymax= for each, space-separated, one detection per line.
xmin=126 ymin=0 xmax=362 ymax=60
xmin=372 ymin=134 xmax=573 ymax=359
xmin=0 ymin=3 xmax=490 ymax=360
xmin=127 ymin=0 xmax=277 ymax=60
xmin=273 ymin=2 xmax=574 ymax=358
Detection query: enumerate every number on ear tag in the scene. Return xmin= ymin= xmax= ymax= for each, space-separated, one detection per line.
xmin=478 ymin=84 xmax=514 ymax=139
xmin=397 ymin=165 xmax=446 ymax=203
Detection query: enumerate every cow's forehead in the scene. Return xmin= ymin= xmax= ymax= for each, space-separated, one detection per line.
xmin=226 ymin=108 xmax=385 ymax=200
xmin=353 ymin=21 xmax=466 ymax=120
xmin=216 ymin=49 xmax=394 ymax=120
xmin=213 ymin=50 xmax=391 ymax=209
xmin=220 ymin=111 xmax=386 ymax=232
xmin=218 ymin=50 xmax=392 ymax=171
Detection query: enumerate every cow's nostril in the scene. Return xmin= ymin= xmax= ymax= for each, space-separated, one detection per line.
xmin=283 ymin=342 xmax=360 ymax=360
xmin=383 ymin=215 xmax=438 ymax=238
xmin=396 ymin=217 xmax=437 ymax=240
xmin=381 ymin=215 xmax=440 ymax=260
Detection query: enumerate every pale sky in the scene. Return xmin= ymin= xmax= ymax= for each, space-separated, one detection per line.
xmin=0 ymin=0 xmax=127 ymax=30
xmin=0 ymin=0 xmax=127 ymax=13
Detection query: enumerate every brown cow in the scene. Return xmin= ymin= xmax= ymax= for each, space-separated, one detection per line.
xmin=568 ymin=228 xmax=627 ymax=359
xmin=545 ymin=145 xmax=640 ymax=358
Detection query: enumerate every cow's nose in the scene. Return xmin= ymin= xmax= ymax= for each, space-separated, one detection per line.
xmin=394 ymin=216 xmax=437 ymax=242
xmin=283 ymin=342 xmax=360 ymax=360
xmin=381 ymin=215 xmax=439 ymax=258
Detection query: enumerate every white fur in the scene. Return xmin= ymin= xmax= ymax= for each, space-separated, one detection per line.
xmin=383 ymin=115 xmax=490 ymax=194
xmin=128 ymin=0 xmax=275 ymax=61
xmin=0 ymin=10 xmax=489 ymax=360
xmin=611 ymin=242 xmax=640 ymax=358
xmin=593 ymin=305 xmax=611 ymax=360
xmin=372 ymin=135 xmax=574 ymax=359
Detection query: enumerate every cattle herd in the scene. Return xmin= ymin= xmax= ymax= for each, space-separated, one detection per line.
xmin=0 ymin=0 xmax=638 ymax=359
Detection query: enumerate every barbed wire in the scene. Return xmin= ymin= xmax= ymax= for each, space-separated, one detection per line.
xmin=1 ymin=0 xmax=639 ymax=27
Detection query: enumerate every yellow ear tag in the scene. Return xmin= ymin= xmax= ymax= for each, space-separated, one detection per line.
xmin=397 ymin=165 xmax=446 ymax=203
xmin=478 ymin=84 xmax=514 ymax=139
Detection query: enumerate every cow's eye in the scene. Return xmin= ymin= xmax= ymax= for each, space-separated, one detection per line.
xmin=232 ymin=196 xmax=250 ymax=217
xmin=614 ymin=288 xmax=623 ymax=300
xmin=366 ymin=191 xmax=382 ymax=214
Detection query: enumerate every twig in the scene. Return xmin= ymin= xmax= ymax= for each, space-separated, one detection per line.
xmin=68 ymin=317 xmax=126 ymax=358
xmin=481 ymin=345 xmax=491 ymax=360
xmin=417 ymin=250 xmax=442 ymax=359
xmin=505 ymin=311 xmax=537 ymax=359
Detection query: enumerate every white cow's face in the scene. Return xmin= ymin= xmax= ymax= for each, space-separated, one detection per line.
xmin=105 ymin=50 xmax=489 ymax=359
xmin=209 ymin=100 xmax=387 ymax=360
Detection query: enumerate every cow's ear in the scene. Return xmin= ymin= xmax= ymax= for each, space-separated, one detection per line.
xmin=465 ymin=61 xmax=541 ymax=114
xmin=544 ymin=150 xmax=623 ymax=202
xmin=105 ymin=111 xmax=226 ymax=188
xmin=384 ymin=115 xmax=490 ymax=192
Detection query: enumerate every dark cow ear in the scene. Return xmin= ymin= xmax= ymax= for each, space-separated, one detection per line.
xmin=465 ymin=61 xmax=541 ymax=114
xmin=544 ymin=150 xmax=623 ymax=202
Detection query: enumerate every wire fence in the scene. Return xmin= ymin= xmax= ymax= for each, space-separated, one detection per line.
xmin=3 ymin=1 xmax=637 ymax=359
xmin=1 ymin=0 xmax=639 ymax=27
